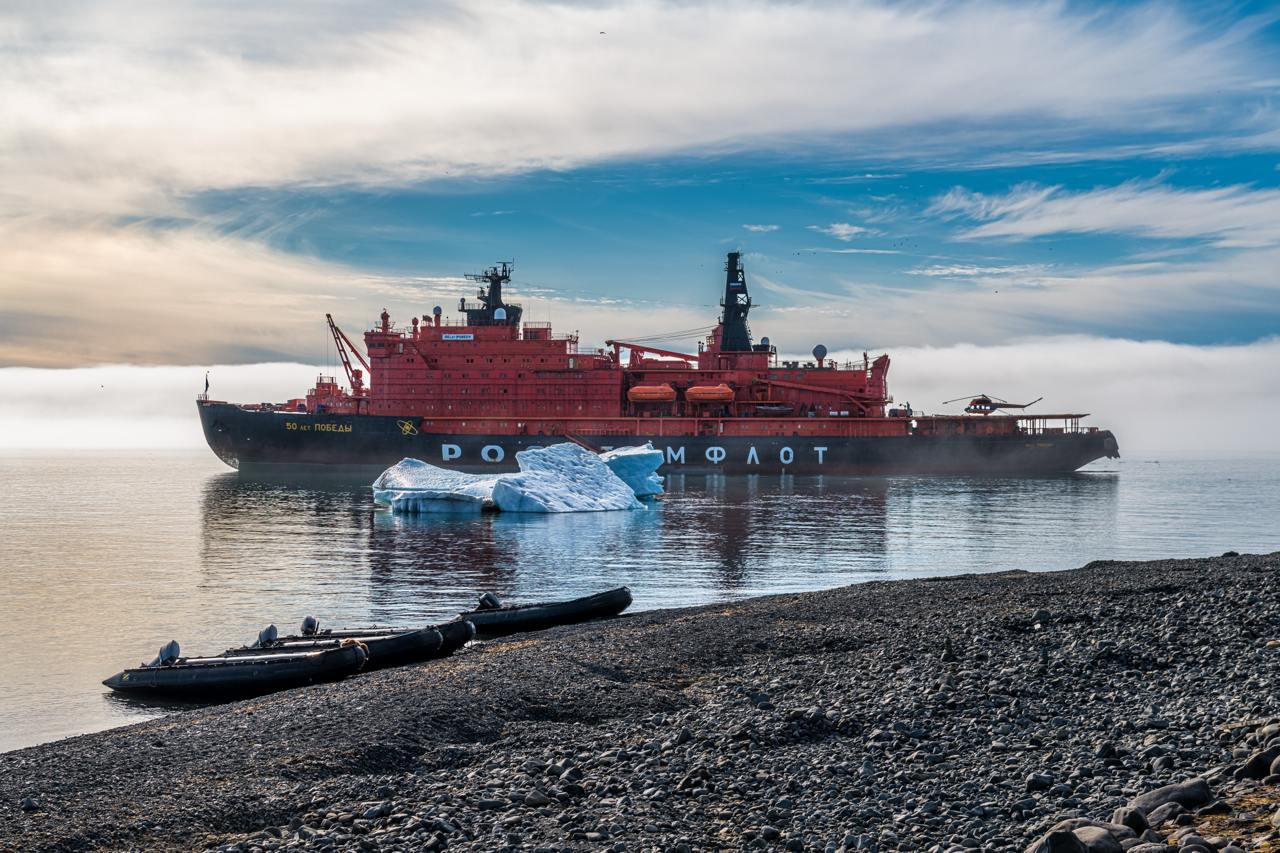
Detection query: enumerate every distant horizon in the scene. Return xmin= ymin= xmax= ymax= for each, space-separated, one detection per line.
xmin=4 ymin=332 xmax=1277 ymax=454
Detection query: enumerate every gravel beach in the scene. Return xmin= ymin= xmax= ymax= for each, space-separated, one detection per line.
xmin=3 ymin=552 xmax=1279 ymax=853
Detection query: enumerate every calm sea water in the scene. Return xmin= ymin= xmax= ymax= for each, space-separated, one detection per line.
xmin=1 ymin=449 xmax=1278 ymax=753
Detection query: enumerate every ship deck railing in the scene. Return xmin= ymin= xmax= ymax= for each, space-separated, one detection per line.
xmin=1015 ymin=415 xmax=1093 ymax=435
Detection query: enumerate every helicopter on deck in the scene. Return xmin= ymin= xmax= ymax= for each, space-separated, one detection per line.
xmin=943 ymin=393 xmax=1044 ymax=416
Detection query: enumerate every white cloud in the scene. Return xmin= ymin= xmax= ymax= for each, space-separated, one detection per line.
xmin=748 ymin=245 xmax=1280 ymax=347
xmin=1 ymin=1 xmax=1271 ymax=218
xmin=808 ymin=223 xmax=876 ymax=241
xmin=931 ymin=181 xmax=1280 ymax=247
xmin=806 ymin=248 xmax=903 ymax=255
xmin=743 ymin=224 xmax=780 ymax=232
xmin=0 ymin=220 xmax=359 ymax=367
xmin=908 ymin=263 xmax=1047 ymax=277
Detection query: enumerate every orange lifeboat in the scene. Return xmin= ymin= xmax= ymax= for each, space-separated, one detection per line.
xmin=684 ymin=383 xmax=735 ymax=404
xmin=627 ymin=383 xmax=677 ymax=403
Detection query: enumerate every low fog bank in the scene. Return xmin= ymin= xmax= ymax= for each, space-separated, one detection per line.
xmin=0 ymin=363 xmax=323 ymax=449
xmin=0 ymin=338 xmax=1276 ymax=453
xmin=835 ymin=337 xmax=1280 ymax=455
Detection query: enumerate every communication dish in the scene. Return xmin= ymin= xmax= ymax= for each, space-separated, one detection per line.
xmin=812 ymin=344 xmax=828 ymax=361
xmin=760 ymin=336 xmax=770 ymax=346
xmin=494 ymin=307 xmax=507 ymax=321
xmin=432 ymin=306 xmax=442 ymax=316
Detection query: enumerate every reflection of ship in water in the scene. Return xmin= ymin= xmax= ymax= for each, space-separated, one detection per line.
xmin=198 ymin=468 xmax=1119 ymax=624
xmin=200 ymin=472 xmax=369 ymax=570
xmin=667 ymin=474 xmax=892 ymax=590
xmin=366 ymin=509 xmax=660 ymax=616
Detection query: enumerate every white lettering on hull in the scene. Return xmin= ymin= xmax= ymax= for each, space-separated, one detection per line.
xmin=426 ymin=442 xmax=836 ymax=467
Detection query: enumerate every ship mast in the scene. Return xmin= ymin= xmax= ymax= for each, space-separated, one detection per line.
xmin=719 ymin=251 xmax=753 ymax=351
xmin=462 ymin=262 xmax=523 ymax=326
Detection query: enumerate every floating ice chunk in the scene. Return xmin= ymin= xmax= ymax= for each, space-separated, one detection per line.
xmin=372 ymin=457 xmax=499 ymax=512
xmin=372 ymin=444 xmax=648 ymax=513
xmin=599 ymin=442 xmax=665 ymax=497
xmin=491 ymin=444 xmax=643 ymax=512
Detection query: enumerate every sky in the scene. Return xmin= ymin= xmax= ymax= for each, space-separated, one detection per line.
xmin=1 ymin=1 xmax=1278 ymax=450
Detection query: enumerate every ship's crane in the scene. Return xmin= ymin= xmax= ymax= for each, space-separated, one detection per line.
xmin=325 ymin=313 xmax=370 ymax=395
xmin=943 ymin=393 xmax=1043 ymax=415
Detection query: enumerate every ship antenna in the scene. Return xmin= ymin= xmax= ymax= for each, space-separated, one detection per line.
xmin=463 ymin=260 xmax=521 ymax=326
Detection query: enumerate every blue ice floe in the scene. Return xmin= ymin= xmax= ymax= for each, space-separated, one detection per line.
xmin=372 ymin=442 xmax=664 ymax=514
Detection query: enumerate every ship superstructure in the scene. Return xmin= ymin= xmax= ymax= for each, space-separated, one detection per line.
xmin=199 ymin=253 xmax=1119 ymax=475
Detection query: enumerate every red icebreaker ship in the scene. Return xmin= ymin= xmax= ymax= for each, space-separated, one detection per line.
xmin=198 ymin=253 xmax=1119 ymax=475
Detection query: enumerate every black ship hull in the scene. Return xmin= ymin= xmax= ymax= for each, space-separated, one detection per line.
xmin=199 ymin=402 xmax=1119 ymax=478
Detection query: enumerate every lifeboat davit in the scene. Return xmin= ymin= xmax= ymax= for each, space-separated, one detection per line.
xmin=627 ymin=384 xmax=677 ymax=403
xmin=684 ymin=384 xmax=735 ymax=404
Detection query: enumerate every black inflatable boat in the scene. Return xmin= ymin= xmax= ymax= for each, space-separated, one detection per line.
xmin=102 ymin=643 xmax=366 ymax=699
xmin=228 ymin=619 xmax=475 ymax=664
xmin=221 ymin=626 xmax=445 ymax=671
xmin=459 ymin=586 xmax=633 ymax=639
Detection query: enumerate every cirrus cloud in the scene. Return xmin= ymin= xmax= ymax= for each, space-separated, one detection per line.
xmin=2 ymin=0 xmax=1273 ymax=219
xmin=931 ymin=181 xmax=1280 ymax=248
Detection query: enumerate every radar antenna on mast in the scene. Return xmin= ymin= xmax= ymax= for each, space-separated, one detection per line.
xmin=462 ymin=261 xmax=522 ymax=326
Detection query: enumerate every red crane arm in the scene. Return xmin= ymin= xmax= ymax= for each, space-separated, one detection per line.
xmin=335 ymin=324 xmax=370 ymax=373
xmin=325 ymin=314 xmax=366 ymax=390
xmin=605 ymin=340 xmax=697 ymax=362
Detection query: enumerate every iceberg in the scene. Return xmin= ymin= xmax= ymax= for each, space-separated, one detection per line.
xmin=372 ymin=442 xmax=662 ymax=514
xmin=371 ymin=458 xmax=500 ymax=512
xmin=599 ymin=442 xmax=665 ymax=498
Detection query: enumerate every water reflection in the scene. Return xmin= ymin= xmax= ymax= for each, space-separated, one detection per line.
xmin=195 ymin=469 xmax=1128 ymax=629
xmin=19 ymin=449 xmax=1280 ymax=754
xmin=199 ymin=469 xmax=1124 ymax=620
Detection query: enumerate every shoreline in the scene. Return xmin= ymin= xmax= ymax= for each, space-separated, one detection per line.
xmin=3 ymin=552 xmax=1279 ymax=852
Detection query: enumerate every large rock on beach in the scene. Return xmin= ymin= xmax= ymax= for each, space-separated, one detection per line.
xmin=1025 ymin=830 xmax=1089 ymax=853
xmin=1129 ymin=778 xmax=1214 ymax=815
xmin=1233 ymin=745 xmax=1280 ymax=780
